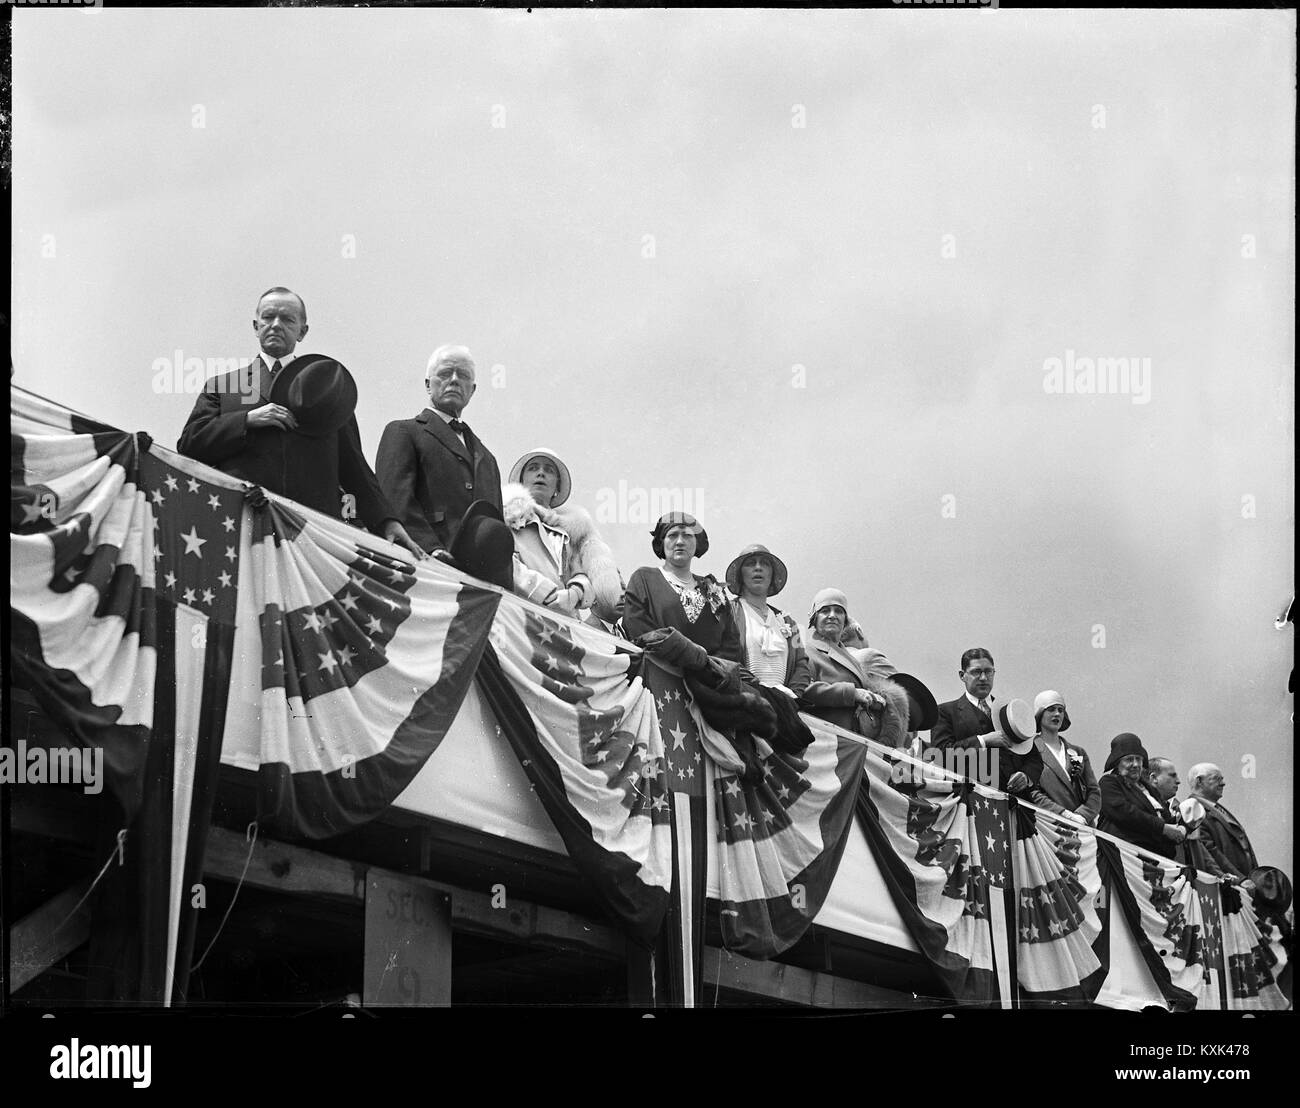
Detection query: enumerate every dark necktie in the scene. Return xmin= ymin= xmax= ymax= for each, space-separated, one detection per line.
xmin=262 ymin=357 xmax=282 ymax=401
xmin=977 ymin=698 xmax=992 ymax=720
xmin=448 ymin=418 xmax=466 ymax=434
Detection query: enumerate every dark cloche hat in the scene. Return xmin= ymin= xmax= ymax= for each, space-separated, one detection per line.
xmin=651 ymin=512 xmax=708 ymax=559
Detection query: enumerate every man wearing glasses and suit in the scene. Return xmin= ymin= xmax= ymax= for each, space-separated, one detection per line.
xmin=930 ymin=647 xmax=1012 ymax=753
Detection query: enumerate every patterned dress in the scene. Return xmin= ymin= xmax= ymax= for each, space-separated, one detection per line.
xmin=622 ymin=566 xmax=742 ymax=663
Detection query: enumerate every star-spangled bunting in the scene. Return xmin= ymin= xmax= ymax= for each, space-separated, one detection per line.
xmin=139 ymin=452 xmax=244 ymax=623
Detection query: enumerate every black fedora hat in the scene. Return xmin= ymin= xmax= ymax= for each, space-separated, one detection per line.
xmin=269 ymin=354 xmax=358 ymax=437
xmin=449 ymin=500 xmax=515 ymax=591
xmin=1249 ymin=865 xmax=1292 ymax=916
xmin=891 ymin=673 xmax=938 ymax=732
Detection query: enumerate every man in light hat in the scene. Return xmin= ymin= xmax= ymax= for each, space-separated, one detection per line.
xmin=178 ymin=286 xmax=423 ymax=557
xmin=1027 ymin=690 xmax=1101 ymax=826
xmin=376 ymin=344 xmax=503 ymax=561
xmin=501 ymin=448 xmax=622 ymax=615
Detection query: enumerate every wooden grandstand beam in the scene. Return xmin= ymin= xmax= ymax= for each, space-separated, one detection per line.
xmin=202 ymin=826 xmax=625 ymax=961
xmin=703 ymin=946 xmax=937 ymax=1008
xmin=10 ymin=879 xmax=94 ymax=993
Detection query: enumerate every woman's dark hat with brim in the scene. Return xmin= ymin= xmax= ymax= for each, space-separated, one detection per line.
xmin=996 ymin=699 xmax=1037 ymax=753
xmin=892 ymin=672 xmax=938 ymax=732
xmin=725 ymin=543 xmax=788 ymax=598
xmin=1104 ymin=732 xmax=1149 ymax=773
xmin=269 ymin=354 xmax=358 ymax=437
xmin=1249 ymin=865 xmax=1293 ymax=916
xmin=651 ymin=512 xmax=708 ymax=559
xmin=449 ymin=501 xmax=514 ymax=590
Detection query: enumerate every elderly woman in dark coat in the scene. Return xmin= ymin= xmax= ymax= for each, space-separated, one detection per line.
xmin=725 ymin=543 xmax=811 ymax=699
xmin=622 ymin=512 xmax=741 ymax=663
xmin=1098 ymin=732 xmax=1187 ymax=859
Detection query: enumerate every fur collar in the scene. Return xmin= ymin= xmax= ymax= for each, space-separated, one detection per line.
xmin=500 ymin=482 xmax=623 ymax=610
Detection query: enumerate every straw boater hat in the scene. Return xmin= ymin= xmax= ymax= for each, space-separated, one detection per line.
xmin=1033 ymin=689 xmax=1072 ymax=732
xmin=725 ymin=543 xmax=789 ymax=598
xmin=508 ymin=448 xmax=572 ymax=507
xmin=269 ymin=354 xmax=358 ymax=437
xmin=650 ymin=512 xmax=709 ymax=558
xmin=995 ymin=699 xmax=1037 ymax=754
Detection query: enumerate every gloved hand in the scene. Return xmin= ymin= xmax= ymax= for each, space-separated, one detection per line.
xmin=567 ymin=574 xmax=592 ymax=608
xmin=546 ymin=582 xmax=588 ymax=614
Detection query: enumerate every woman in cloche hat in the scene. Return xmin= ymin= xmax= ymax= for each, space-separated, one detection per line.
xmin=799 ymin=588 xmax=937 ymax=748
xmin=1027 ymin=689 xmax=1101 ymax=826
xmin=1098 ymin=733 xmax=1187 ymax=859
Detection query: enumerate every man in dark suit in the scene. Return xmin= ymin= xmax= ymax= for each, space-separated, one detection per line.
xmin=1184 ymin=763 xmax=1260 ymax=882
xmin=584 ymin=589 xmax=628 ymax=640
xmin=929 ymin=647 xmax=1012 ymax=755
xmin=375 ymin=345 xmax=502 ymax=560
xmin=177 ymin=286 xmax=423 ymax=556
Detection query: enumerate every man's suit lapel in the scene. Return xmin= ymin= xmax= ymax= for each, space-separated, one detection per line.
xmin=419 ymin=409 xmax=472 ymax=466
xmin=1211 ymin=805 xmax=1249 ymax=848
xmin=223 ymin=364 xmax=262 ymax=413
xmin=958 ymin=695 xmax=989 ymax=735
xmin=1214 ymin=803 xmax=1240 ymax=830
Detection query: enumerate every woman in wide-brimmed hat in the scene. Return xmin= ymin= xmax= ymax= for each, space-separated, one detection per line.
xmin=621 ymin=512 xmax=741 ymax=663
xmin=1098 ymin=733 xmax=1186 ymax=859
xmin=1027 ymin=689 xmax=1101 ymax=826
xmin=500 ymin=447 xmax=621 ymax=615
xmin=724 ymin=543 xmax=811 ymax=698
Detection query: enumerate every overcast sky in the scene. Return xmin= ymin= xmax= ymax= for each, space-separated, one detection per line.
xmin=11 ymin=8 xmax=1295 ymax=873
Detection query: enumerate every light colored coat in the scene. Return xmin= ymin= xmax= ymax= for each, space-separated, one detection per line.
xmin=502 ymin=483 xmax=622 ymax=612
xmin=800 ymin=632 xmax=909 ymax=747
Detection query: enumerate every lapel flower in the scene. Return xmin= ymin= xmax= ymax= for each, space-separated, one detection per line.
xmin=1066 ymin=747 xmax=1086 ymax=781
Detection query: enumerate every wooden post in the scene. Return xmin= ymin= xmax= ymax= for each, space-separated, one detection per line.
xmin=363 ymin=871 xmax=453 ymax=1007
